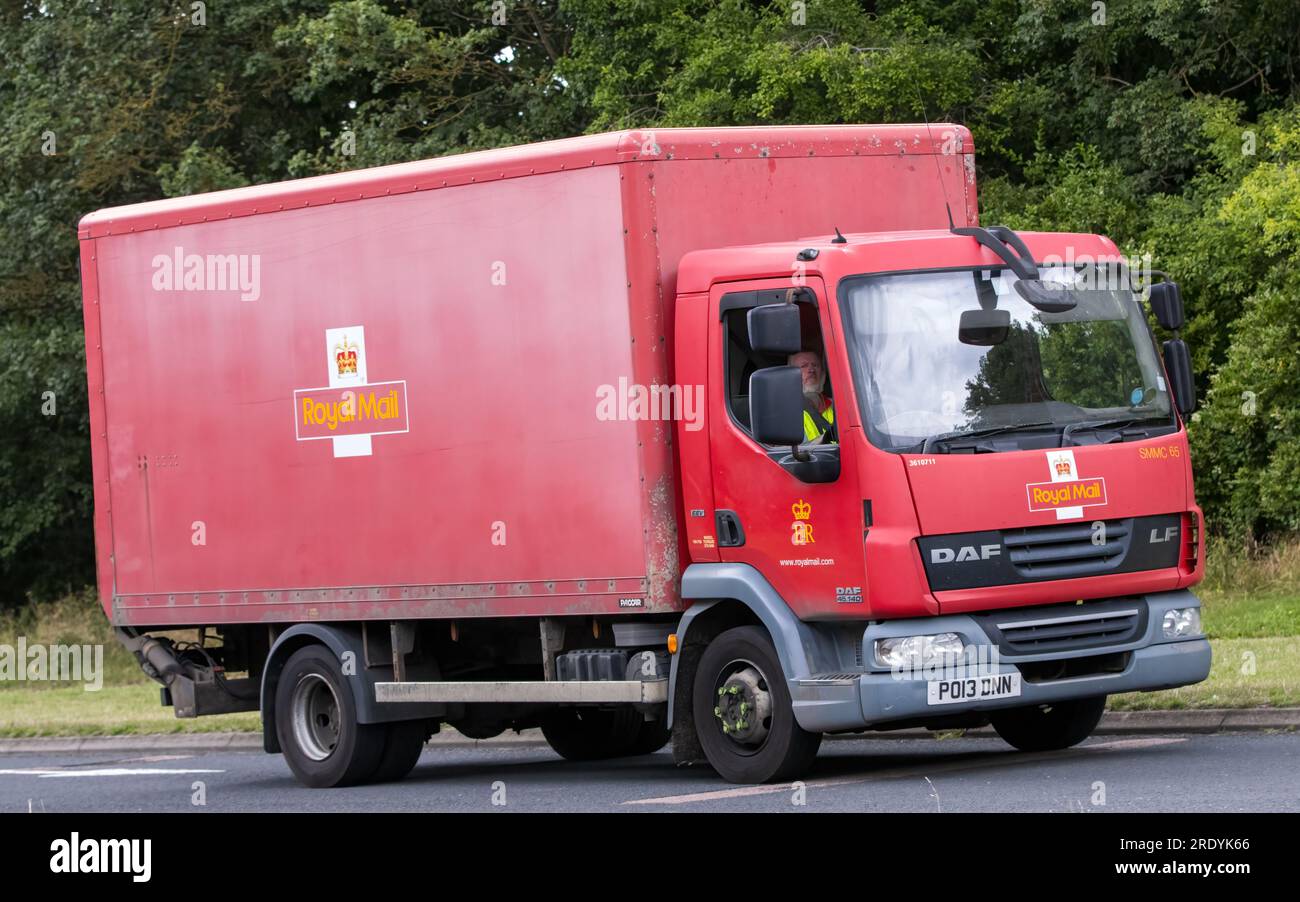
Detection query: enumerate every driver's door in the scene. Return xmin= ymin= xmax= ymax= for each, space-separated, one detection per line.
xmin=707 ymin=277 xmax=867 ymax=620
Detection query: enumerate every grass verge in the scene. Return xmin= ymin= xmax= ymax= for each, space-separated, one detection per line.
xmin=1107 ymin=637 xmax=1300 ymax=710
xmin=0 ymin=684 xmax=260 ymax=737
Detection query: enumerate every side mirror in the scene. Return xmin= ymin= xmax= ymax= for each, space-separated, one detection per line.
xmin=959 ymin=308 xmax=1011 ymax=346
xmin=749 ymin=366 xmax=806 ymax=446
xmin=747 ymin=303 xmax=801 ymax=355
xmin=1163 ymin=339 xmax=1196 ymax=415
xmin=1149 ymin=282 xmax=1185 ymax=331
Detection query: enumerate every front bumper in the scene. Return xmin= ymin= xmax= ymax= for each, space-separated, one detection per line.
xmin=790 ymin=589 xmax=1212 ymax=733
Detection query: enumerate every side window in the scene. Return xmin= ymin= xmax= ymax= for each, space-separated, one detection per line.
xmin=721 ymin=293 xmax=832 ymax=442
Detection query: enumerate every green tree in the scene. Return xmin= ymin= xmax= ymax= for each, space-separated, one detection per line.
xmin=0 ymin=0 xmax=575 ymax=607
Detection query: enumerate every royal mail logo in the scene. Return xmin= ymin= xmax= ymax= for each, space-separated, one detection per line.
xmin=1027 ymin=477 xmax=1107 ymax=512
xmin=1027 ymin=449 xmax=1106 ymax=519
xmin=294 ymin=325 xmax=408 ymax=458
xmin=295 ymin=384 xmax=407 ymax=437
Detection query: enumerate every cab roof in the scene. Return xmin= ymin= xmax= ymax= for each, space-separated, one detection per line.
xmin=675 ymin=229 xmax=1124 ymax=294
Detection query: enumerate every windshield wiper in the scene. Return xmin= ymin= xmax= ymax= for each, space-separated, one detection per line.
xmin=919 ymin=421 xmax=1056 ymax=454
xmin=1061 ymin=417 xmax=1171 ymax=446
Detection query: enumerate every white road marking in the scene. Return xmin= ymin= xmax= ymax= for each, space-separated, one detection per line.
xmin=117 ymin=755 xmax=196 ymax=764
xmin=0 ymin=768 xmax=224 ymax=778
xmin=625 ymin=736 xmax=1188 ymax=805
xmin=1083 ymin=737 xmax=1189 ymax=751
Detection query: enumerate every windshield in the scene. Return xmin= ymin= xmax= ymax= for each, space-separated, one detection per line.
xmin=840 ymin=266 xmax=1175 ymax=452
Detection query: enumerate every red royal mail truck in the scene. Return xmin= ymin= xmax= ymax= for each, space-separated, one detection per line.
xmin=78 ymin=124 xmax=1210 ymax=786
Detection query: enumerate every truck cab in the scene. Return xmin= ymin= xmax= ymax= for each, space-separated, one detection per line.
xmin=668 ymin=225 xmax=1210 ymax=782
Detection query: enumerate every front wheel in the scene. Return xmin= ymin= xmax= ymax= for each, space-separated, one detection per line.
xmin=693 ymin=625 xmax=822 ymax=783
xmin=991 ymin=695 xmax=1107 ymax=752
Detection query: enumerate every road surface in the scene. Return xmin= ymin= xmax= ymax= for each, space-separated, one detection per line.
xmin=2 ymin=731 xmax=1297 ymax=813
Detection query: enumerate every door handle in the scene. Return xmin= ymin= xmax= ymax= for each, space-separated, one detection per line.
xmin=715 ymin=510 xmax=745 ymax=547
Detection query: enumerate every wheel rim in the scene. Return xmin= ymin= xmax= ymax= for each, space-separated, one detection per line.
xmin=711 ymin=658 xmax=774 ymax=755
xmin=290 ymin=673 xmax=342 ymax=761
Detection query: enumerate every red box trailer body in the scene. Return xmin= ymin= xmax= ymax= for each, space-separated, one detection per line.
xmin=78 ymin=125 xmax=1211 ymax=787
xmin=79 ymin=125 xmax=975 ymax=628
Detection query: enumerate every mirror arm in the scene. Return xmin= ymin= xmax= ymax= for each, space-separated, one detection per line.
xmin=986 ymin=226 xmax=1039 ymax=273
xmin=951 ymin=226 xmax=1037 ymax=280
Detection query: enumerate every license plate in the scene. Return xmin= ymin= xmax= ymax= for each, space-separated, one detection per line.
xmin=926 ymin=672 xmax=1021 ymax=706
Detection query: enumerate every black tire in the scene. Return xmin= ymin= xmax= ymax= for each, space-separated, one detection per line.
xmin=540 ymin=706 xmax=642 ymax=761
xmin=275 ymin=645 xmax=386 ymax=788
xmin=627 ymin=717 xmax=671 ymax=756
xmin=370 ymin=720 xmax=431 ymax=784
xmin=991 ymin=695 xmax=1107 ymax=752
xmin=693 ymin=625 xmax=822 ymax=783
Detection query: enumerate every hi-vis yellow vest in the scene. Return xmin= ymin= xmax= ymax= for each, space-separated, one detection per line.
xmin=802 ymin=404 xmax=835 ymax=442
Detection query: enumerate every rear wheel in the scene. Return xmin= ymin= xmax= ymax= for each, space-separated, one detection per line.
xmin=275 ymin=645 xmax=386 ymax=788
xmin=371 ymin=720 xmax=431 ymax=783
xmin=627 ymin=717 xmax=671 ymax=756
xmin=991 ymin=696 xmax=1107 ymax=752
xmin=540 ymin=707 xmax=642 ymax=761
xmin=693 ymin=626 xmax=821 ymax=783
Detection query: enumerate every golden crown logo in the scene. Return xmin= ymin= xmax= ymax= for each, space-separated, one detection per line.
xmin=792 ymin=499 xmax=812 ymax=520
xmin=335 ymin=336 xmax=359 ymax=377
xmin=1055 ymin=459 xmax=1072 ymax=476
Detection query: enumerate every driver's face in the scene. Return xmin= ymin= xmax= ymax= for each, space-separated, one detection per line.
xmin=790 ymin=353 xmax=823 ymax=392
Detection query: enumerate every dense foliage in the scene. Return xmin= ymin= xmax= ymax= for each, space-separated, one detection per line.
xmin=3 ymin=0 xmax=1299 ymax=606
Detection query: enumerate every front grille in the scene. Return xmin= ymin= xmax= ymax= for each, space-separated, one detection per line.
xmin=973 ymin=598 xmax=1147 ymax=656
xmin=917 ymin=513 xmax=1183 ymax=591
xmin=1002 ymin=519 xmax=1130 ymax=579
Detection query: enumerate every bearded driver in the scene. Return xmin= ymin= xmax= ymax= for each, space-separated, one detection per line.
xmin=788 ymin=349 xmax=835 ymax=444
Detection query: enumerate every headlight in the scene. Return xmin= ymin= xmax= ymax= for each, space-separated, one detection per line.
xmin=876 ymin=633 xmax=966 ymax=668
xmin=1162 ymin=607 xmax=1202 ymax=638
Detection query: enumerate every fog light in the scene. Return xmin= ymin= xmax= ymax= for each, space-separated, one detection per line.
xmin=875 ymin=633 xmax=966 ymax=668
xmin=1162 ymin=607 xmax=1202 ymax=638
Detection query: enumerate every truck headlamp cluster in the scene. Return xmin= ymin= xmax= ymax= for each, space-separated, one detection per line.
xmin=1162 ymin=607 xmax=1202 ymax=639
xmin=875 ymin=633 xmax=966 ymax=669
